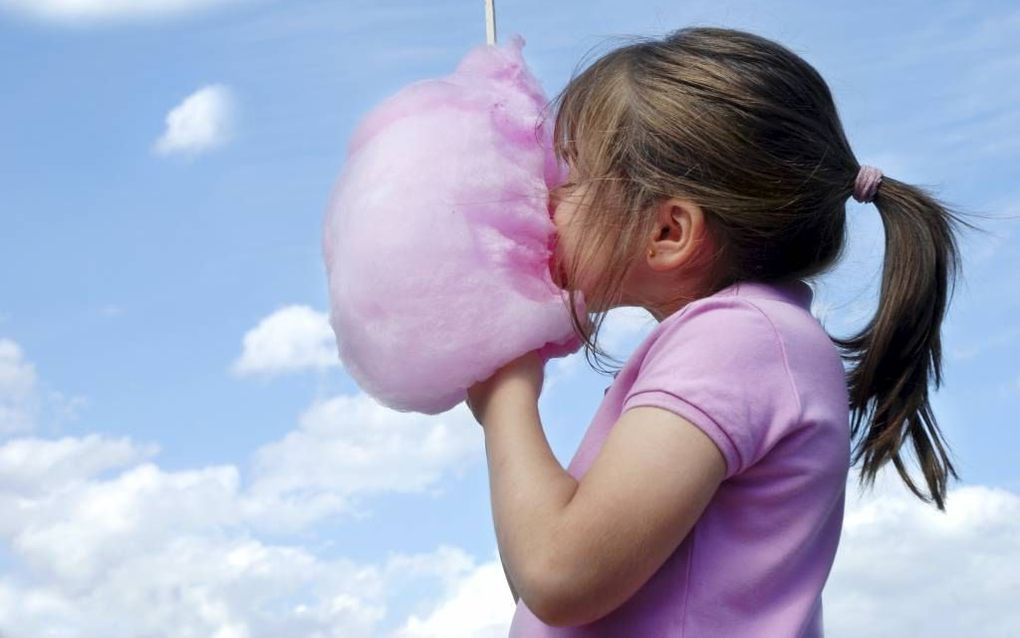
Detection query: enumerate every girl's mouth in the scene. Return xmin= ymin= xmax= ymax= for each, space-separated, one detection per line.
xmin=550 ymin=256 xmax=568 ymax=288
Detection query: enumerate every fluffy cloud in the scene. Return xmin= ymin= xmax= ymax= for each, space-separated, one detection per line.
xmin=393 ymin=550 xmax=516 ymax=638
xmin=0 ymin=339 xmax=87 ymax=435
xmin=0 ymin=531 xmax=490 ymax=637
xmin=824 ymin=469 xmax=1020 ymax=636
xmin=0 ymin=434 xmax=155 ymax=496
xmin=0 ymin=337 xmax=490 ymax=635
xmin=9 ymin=431 xmax=1007 ymax=638
xmin=153 ymin=84 xmax=236 ymax=157
xmin=0 ymin=338 xmax=37 ymax=434
xmin=0 ymin=413 xmax=489 ymax=636
xmin=0 ymin=0 xmax=246 ymax=25
xmin=2 ymin=336 xmax=1017 ymax=636
xmin=231 ymin=305 xmax=339 ymax=377
xmin=246 ymin=392 xmax=480 ymax=531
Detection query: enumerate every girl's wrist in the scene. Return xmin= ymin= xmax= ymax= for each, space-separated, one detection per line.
xmin=481 ymin=392 xmax=540 ymax=432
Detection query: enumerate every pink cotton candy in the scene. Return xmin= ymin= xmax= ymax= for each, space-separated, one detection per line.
xmin=322 ymin=34 xmax=585 ymax=415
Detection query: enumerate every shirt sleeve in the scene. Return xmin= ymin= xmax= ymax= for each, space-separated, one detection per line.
xmin=620 ymin=297 xmax=801 ymax=480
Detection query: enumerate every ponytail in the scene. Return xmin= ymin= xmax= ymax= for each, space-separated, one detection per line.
xmin=831 ymin=173 xmax=985 ymax=511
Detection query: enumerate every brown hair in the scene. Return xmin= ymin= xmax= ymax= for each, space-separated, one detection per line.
xmin=539 ymin=26 xmax=991 ymax=511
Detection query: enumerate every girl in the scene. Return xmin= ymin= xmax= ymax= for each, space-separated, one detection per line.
xmin=466 ymin=26 xmax=981 ymax=636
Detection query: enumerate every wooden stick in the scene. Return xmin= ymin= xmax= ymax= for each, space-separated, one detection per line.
xmin=485 ymin=0 xmax=497 ymax=45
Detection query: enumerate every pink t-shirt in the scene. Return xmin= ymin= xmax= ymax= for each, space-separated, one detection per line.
xmin=509 ymin=278 xmax=850 ymax=637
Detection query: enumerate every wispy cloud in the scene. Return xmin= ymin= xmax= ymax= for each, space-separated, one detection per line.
xmin=152 ymin=84 xmax=236 ymax=157
xmin=854 ymin=6 xmax=1020 ymax=172
xmin=544 ymin=306 xmax=654 ymax=393
xmin=0 ymin=0 xmax=248 ymax=26
xmin=0 ymin=339 xmax=38 ymax=435
xmin=599 ymin=306 xmax=656 ymax=354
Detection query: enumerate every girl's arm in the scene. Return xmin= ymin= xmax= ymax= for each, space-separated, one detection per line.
xmin=500 ymin=550 xmax=520 ymax=604
xmin=482 ymin=395 xmax=578 ymax=616
xmin=473 ymin=365 xmax=725 ymax=627
xmin=531 ymin=405 xmax=725 ymax=626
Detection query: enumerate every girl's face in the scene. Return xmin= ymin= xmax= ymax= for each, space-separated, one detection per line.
xmin=548 ymin=165 xmax=718 ymax=320
xmin=547 ymin=167 xmax=655 ymax=313
xmin=548 ymin=173 xmax=610 ymax=300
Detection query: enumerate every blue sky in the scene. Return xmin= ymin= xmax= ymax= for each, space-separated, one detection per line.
xmin=1 ymin=0 xmax=1018 ymax=635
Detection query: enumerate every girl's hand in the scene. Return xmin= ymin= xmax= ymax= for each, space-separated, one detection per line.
xmin=466 ymin=350 xmax=546 ymax=427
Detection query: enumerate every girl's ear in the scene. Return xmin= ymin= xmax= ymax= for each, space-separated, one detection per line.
xmin=646 ymin=197 xmax=706 ymax=272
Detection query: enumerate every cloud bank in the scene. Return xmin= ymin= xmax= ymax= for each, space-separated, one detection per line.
xmin=3 ymin=315 xmax=1018 ymax=636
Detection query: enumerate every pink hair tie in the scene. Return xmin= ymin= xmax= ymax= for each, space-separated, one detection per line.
xmin=852 ymin=165 xmax=883 ymax=203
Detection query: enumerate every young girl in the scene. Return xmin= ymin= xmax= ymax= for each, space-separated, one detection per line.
xmin=466 ymin=26 xmax=979 ymax=636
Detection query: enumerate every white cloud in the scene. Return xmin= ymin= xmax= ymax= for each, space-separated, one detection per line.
xmin=0 ymin=340 xmax=496 ymax=636
xmin=824 ymin=468 xmax=1020 ymax=636
xmin=0 ymin=339 xmax=87 ymax=436
xmin=0 ymin=395 xmax=483 ymax=549
xmin=544 ymin=351 xmax=583 ymax=393
xmin=0 ymin=532 xmax=424 ymax=637
xmin=153 ymin=84 xmax=236 ymax=157
xmin=0 ymin=0 xmax=247 ymax=25
xmin=98 ymin=303 xmax=125 ymax=317
xmin=11 ymin=462 xmax=242 ymax=587
xmin=393 ymin=549 xmax=515 ymax=638
xmin=232 ymin=305 xmax=338 ymax=377
xmin=3 ymin=337 xmax=1017 ymax=635
xmin=599 ymin=306 xmax=656 ymax=354
xmin=0 ymin=338 xmax=38 ymax=434
xmin=0 ymin=434 xmax=155 ymax=496
xmin=0 ymin=419 xmax=489 ymax=636
xmin=543 ymin=306 xmax=655 ymax=394
xmin=0 ymin=416 xmax=1018 ymax=636
xmin=246 ymin=393 xmax=480 ymax=531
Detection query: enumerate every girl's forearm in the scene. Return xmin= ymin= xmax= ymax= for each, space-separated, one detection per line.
xmin=482 ymin=397 xmax=579 ymax=606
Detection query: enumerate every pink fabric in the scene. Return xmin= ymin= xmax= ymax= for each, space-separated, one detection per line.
xmin=509 ymin=279 xmax=850 ymax=637
xmin=322 ymin=34 xmax=583 ymax=415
